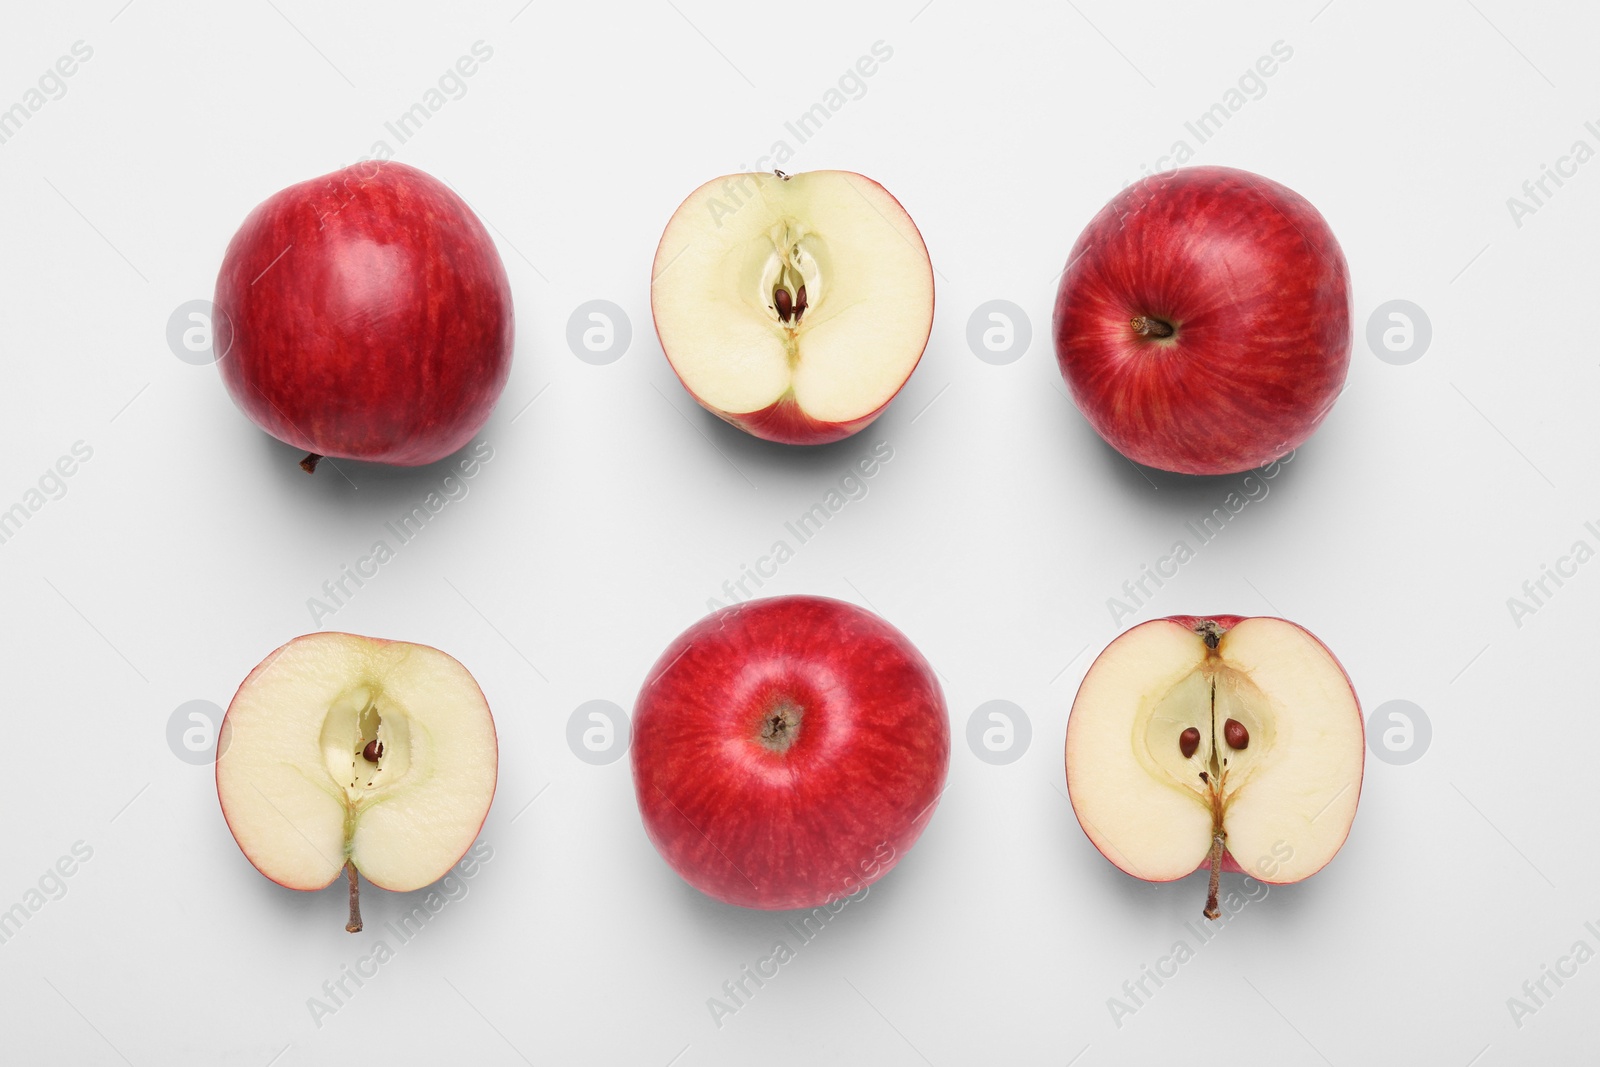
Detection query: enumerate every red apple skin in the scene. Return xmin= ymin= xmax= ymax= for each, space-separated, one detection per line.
xmin=708 ymin=392 xmax=888 ymax=446
xmin=1052 ymin=166 xmax=1351 ymax=476
xmin=214 ymin=161 xmax=514 ymax=468
xmin=650 ymin=173 xmax=935 ymax=447
xmin=631 ymin=595 xmax=949 ymax=909
xmin=215 ymin=632 xmax=498 ymax=893
xmin=1066 ymin=614 xmax=1363 ymax=885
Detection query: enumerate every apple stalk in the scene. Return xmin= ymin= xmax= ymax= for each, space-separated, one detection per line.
xmin=1129 ymin=315 xmax=1175 ymax=339
xmin=1201 ymin=765 xmax=1229 ymax=920
xmin=345 ymin=861 xmax=363 ymax=933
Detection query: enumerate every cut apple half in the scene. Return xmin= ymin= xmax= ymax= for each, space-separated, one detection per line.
xmin=216 ymin=632 xmax=497 ymax=931
xmin=651 ymin=170 xmax=935 ymax=444
xmin=1064 ymin=615 xmax=1363 ymax=918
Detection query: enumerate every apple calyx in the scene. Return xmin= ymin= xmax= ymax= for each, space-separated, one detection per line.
xmin=299 ymin=452 xmax=323 ymax=474
xmin=1130 ymin=315 xmax=1175 ymax=339
xmin=758 ymin=702 xmax=803 ymax=754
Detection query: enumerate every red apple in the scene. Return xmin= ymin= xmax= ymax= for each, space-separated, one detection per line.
xmin=1064 ymin=615 xmax=1363 ymax=918
xmin=1052 ymin=166 xmax=1351 ymax=475
xmin=214 ymin=161 xmax=514 ymax=472
xmin=631 ymin=595 xmax=949 ymax=909
xmin=650 ymin=171 xmax=935 ymax=445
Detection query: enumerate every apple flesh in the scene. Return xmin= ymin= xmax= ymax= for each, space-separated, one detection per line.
xmin=650 ymin=171 xmax=935 ymax=445
xmin=1052 ymin=166 xmax=1351 ymax=475
xmin=214 ymin=160 xmax=514 ymax=471
xmin=216 ymin=632 xmax=497 ymax=931
xmin=1064 ymin=615 xmax=1363 ymax=918
xmin=631 ymin=596 xmax=949 ymax=909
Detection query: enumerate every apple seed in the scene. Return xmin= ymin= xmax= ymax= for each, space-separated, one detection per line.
xmin=774 ymin=286 xmax=793 ymax=321
xmin=1224 ymin=718 xmax=1249 ymax=750
xmin=1178 ymin=727 xmax=1201 ymax=759
xmin=362 ymin=739 xmax=384 ymax=763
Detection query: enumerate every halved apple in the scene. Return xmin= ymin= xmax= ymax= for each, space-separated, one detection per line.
xmin=650 ymin=170 xmax=935 ymax=444
xmin=216 ymin=632 xmax=497 ymax=931
xmin=1065 ymin=615 xmax=1363 ymax=918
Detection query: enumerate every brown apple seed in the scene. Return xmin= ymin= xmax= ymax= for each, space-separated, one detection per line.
xmin=774 ymin=287 xmax=793 ymax=321
xmin=1224 ymin=718 xmax=1249 ymax=750
xmin=362 ymin=739 xmax=384 ymax=763
xmin=1179 ymin=727 xmax=1201 ymax=759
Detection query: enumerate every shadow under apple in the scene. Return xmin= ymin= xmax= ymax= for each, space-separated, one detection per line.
xmin=250 ymin=430 xmax=498 ymax=515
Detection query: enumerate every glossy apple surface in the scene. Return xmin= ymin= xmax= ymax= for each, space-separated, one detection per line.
xmin=1065 ymin=615 xmax=1363 ymax=918
xmin=214 ymin=161 xmax=513 ymax=470
xmin=631 ymin=596 xmax=949 ymax=909
xmin=1053 ymin=166 xmax=1351 ymax=475
xmin=650 ymin=171 xmax=934 ymax=445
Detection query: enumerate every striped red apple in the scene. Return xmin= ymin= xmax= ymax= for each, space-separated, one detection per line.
xmin=1053 ymin=166 xmax=1351 ymax=475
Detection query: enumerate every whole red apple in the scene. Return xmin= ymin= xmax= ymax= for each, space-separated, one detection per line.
xmin=631 ymin=595 xmax=949 ymax=909
xmin=214 ymin=161 xmax=514 ymax=472
xmin=1052 ymin=166 xmax=1351 ymax=475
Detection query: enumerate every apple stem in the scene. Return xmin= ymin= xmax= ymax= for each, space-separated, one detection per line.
xmin=1130 ymin=315 xmax=1174 ymax=339
xmin=299 ymin=452 xmax=323 ymax=474
xmin=1203 ymin=832 xmax=1225 ymax=920
xmin=345 ymin=861 xmax=363 ymax=933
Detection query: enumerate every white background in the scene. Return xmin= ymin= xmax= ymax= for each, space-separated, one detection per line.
xmin=1 ymin=0 xmax=1595 ymax=1063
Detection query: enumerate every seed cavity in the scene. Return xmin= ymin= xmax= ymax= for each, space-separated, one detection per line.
xmin=1178 ymin=727 xmax=1201 ymax=759
xmin=1224 ymin=718 xmax=1249 ymax=750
